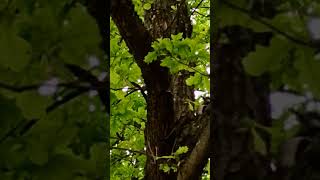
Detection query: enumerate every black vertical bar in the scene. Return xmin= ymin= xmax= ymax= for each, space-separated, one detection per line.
xmin=210 ymin=0 xmax=216 ymax=179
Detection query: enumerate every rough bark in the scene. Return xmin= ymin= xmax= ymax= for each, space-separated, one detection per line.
xmin=111 ymin=0 xmax=209 ymax=179
xmin=177 ymin=104 xmax=211 ymax=180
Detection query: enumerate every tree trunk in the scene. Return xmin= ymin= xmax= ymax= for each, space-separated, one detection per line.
xmin=212 ymin=26 xmax=273 ymax=180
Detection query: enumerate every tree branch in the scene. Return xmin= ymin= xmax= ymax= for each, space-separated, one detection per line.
xmin=130 ymin=81 xmax=147 ymax=100
xmin=46 ymin=89 xmax=88 ymax=113
xmin=111 ymin=146 xmax=146 ymax=155
xmin=84 ymin=0 xmax=109 ymax=55
xmin=0 ymin=81 xmax=88 ymax=93
xmin=111 ymin=0 xmax=152 ymax=70
xmin=193 ymin=10 xmax=210 ymax=17
xmin=221 ymin=0 xmax=317 ymax=48
xmin=178 ymin=103 xmax=210 ymax=180
xmin=65 ymin=63 xmax=109 ymax=111
xmin=190 ymin=0 xmax=206 ymax=16
xmin=174 ymin=58 xmax=209 ymax=77
xmin=0 ymin=87 xmax=91 ymax=145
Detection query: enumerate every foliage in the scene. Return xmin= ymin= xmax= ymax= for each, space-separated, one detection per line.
xmin=216 ymin=0 xmax=320 ymax=178
xmin=110 ymin=18 xmax=147 ymax=179
xmin=157 ymin=146 xmax=189 ymax=174
xmin=0 ymin=0 xmax=107 ymax=179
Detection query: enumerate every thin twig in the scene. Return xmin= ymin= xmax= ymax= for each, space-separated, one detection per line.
xmin=174 ymin=58 xmax=209 ymax=77
xmin=46 ymin=89 xmax=88 ymax=113
xmin=193 ymin=10 xmax=209 ymax=17
xmin=130 ymin=81 xmax=147 ymax=100
xmin=190 ymin=0 xmax=206 ymax=16
xmin=111 ymin=146 xmax=145 ymax=155
xmin=0 ymin=87 xmax=90 ymax=144
xmin=0 ymin=81 xmax=89 ymax=93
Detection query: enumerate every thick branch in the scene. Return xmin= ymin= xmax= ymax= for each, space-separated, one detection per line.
xmin=111 ymin=0 xmax=152 ymax=70
xmin=85 ymin=0 xmax=109 ymax=54
xmin=178 ymin=104 xmax=211 ymax=180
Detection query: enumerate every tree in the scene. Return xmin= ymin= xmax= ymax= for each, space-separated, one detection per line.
xmin=0 ymin=0 xmax=109 ymax=179
xmin=213 ymin=0 xmax=320 ymax=180
xmin=110 ymin=0 xmax=210 ymax=179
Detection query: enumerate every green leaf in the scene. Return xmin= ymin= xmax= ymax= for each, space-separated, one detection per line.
xmin=28 ymin=140 xmax=49 ymax=165
xmin=0 ymin=25 xmax=31 ymax=72
xmin=90 ymin=143 xmax=108 ymax=175
xmin=242 ymin=37 xmax=290 ymax=76
xmin=16 ymin=92 xmax=49 ymax=119
xmin=60 ymin=5 xmax=101 ymax=66
xmin=161 ymin=38 xmax=173 ymax=52
xmin=160 ymin=57 xmax=180 ymax=73
xmin=186 ymin=73 xmax=201 ymax=86
xmin=159 ymin=163 xmax=171 ymax=173
xmin=172 ymin=166 xmax=177 ymax=172
xmin=188 ymin=102 xmax=194 ymax=111
xmin=174 ymin=146 xmax=188 ymax=156
xmin=145 ymin=51 xmax=158 ymax=63
xmin=294 ymin=47 xmax=320 ymax=97
xmin=251 ymin=128 xmax=267 ymax=155
xmin=171 ymin=33 xmax=183 ymax=41
xmin=143 ymin=3 xmax=152 ymax=10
